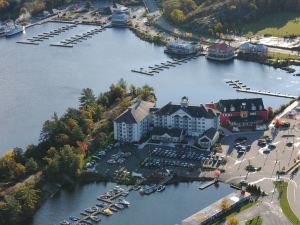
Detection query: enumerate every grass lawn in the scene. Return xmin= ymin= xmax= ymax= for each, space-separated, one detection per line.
xmin=212 ymin=201 xmax=258 ymax=225
xmin=267 ymin=52 xmax=300 ymax=61
xmin=246 ymin=216 xmax=263 ymax=225
xmin=275 ymin=181 xmax=300 ymax=225
xmin=241 ymin=12 xmax=300 ymax=37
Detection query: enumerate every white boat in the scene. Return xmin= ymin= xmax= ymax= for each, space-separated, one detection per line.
xmin=156 ymin=185 xmax=166 ymax=192
xmin=118 ymin=198 xmax=130 ymax=206
xmin=114 ymin=203 xmax=124 ymax=209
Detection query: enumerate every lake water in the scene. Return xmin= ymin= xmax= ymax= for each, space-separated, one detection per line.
xmin=31 ymin=182 xmax=233 ymax=225
xmin=0 ymin=22 xmax=299 ymax=154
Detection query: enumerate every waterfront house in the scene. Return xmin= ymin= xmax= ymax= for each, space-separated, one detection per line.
xmin=239 ymin=42 xmax=268 ymax=56
xmin=111 ymin=5 xmax=130 ymax=27
xmin=151 ymin=127 xmax=184 ymax=143
xmin=216 ymin=98 xmax=268 ymax=129
xmin=255 ymin=44 xmax=268 ymax=56
xmin=165 ymin=39 xmax=198 ymax=55
xmin=206 ymin=43 xmax=235 ymax=61
xmin=239 ymin=42 xmax=255 ymax=54
xmin=198 ymin=128 xmax=219 ymax=151
xmin=152 ymin=97 xmax=220 ymax=138
xmin=114 ymin=100 xmax=155 ymax=142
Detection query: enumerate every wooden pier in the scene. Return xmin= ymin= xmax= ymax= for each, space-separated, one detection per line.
xmin=226 ymin=80 xmax=298 ymax=99
xmin=16 ymin=24 xmax=77 ymax=45
xmin=199 ymin=179 xmax=217 ymax=190
xmin=131 ymin=52 xmax=205 ymax=76
xmin=69 ymin=186 xmax=132 ymax=225
xmin=50 ymin=26 xmax=106 ymax=48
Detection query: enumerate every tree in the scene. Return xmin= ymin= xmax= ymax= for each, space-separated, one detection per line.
xmin=2 ymin=195 xmax=22 ymax=225
xmin=14 ymin=183 xmax=40 ymax=214
xmin=25 ymin=158 xmax=38 ymax=174
xmin=79 ymin=88 xmax=96 ymax=108
xmin=170 ymin=9 xmax=186 ymax=24
xmin=226 ymin=216 xmax=239 ymax=225
xmin=220 ymin=198 xmax=230 ymax=210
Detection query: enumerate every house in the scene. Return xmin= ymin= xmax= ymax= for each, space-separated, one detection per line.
xmin=255 ymin=44 xmax=268 ymax=56
xmin=239 ymin=42 xmax=255 ymax=54
xmin=151 ymin=127 xmax=184 ymax=143
xmin=206 ymin=43 xmax=235 ymax=61
xmin=111 ymin=5 xmax=130 ymax=27
xmin=114 ymin=100 xmax=155 ymax=142
xmin=198 ymin=128 xmax=219 ymax=150
xmin=239 ymin=42 xmax=268 ymax=56
xmin=216 ymin=98 xmax=268 ymax=129
xmin=152 ymin=97 xmax=220 ymax=137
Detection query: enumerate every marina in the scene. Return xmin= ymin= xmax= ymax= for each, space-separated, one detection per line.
xmin=226 ymin=80 xmax=298 ymax=99
xmin=131 ymin=53 xmax=205 ymax=76
xmin=16 ymin=24 xmax=78 ymax=45
xmin=50 ymin=26 xmax=107 ymax=48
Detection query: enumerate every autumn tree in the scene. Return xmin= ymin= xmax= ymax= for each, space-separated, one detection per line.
xmin=226 ymin=216 xmax=239 ymax=225
xmin=220 ymin=198 xmax=230 ymax=210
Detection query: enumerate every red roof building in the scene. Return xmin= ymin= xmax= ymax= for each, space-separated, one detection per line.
xmin=206 ymin=43 xmax=235 ymax=61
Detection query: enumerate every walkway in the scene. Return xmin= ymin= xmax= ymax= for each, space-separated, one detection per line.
xmin=235 ymin=196 xmax=291 ymax=225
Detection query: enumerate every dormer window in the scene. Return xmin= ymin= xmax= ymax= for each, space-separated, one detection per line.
xmin=251 ymin=104 xmax=256 ymax=111
xmin=230 ymin=105 xmax=235 ymax=112
xmin=241 ymin=102 xmax=246 ymax=110
xmin=259 ymin=105 xmax=263 ymax=110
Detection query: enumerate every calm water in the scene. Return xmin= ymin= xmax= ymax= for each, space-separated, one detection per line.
xmin=31 ymin=182 xmax=233 ymax=225
xmin=0 ymin=22 xmax=299 ymax=153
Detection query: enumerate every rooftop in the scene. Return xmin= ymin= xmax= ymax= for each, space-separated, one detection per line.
xmin=115 ymin=100 xmax=155 ymax=124
xmin=155 ymin=102 xmax=219 ymax=119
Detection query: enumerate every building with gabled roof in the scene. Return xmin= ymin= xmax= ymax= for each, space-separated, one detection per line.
xmin=206 ymin=43 xmax=235 ymax=61
xmin=216 ymin=98 xmax=268 ymax=129
xmin=114 ymin=100 xmax=155 ymax=142
xmin=152 ymin=97 xmax=220 ymax=137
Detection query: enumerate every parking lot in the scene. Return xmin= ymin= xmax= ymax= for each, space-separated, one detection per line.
xmin=85 ymin=142 xmax=224 ymax=179
xmin=221 ymin=103 xmax=300 ymax=194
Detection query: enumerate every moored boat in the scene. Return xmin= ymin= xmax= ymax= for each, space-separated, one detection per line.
xmin=60 ymin=220 xmax=70 ymax=225
xmin=69 ymin=216 xmax=80 ymax=221
xmin=103 ymin=208 xmax=113 ymax=216
xmin=156 ymin=185 xmax=166 ymax=192
xmin=5 ymin=25 xmax=23 ymax=38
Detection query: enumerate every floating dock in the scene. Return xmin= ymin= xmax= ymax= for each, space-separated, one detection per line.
xmin=131 ymin=52 xmax=205 ymax=76
xmin=16 ymin=24 xmax=77 ymax=45
xmin=199 ymin=179 xmax=217 ymax=190
xmin=226 ymin=80 xmax=298 ymax=99
xmin=50 ymin=26 xmax=106 ymax=48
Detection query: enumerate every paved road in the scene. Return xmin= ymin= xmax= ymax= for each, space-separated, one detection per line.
xmin=143 ymin=0 xmax=159 ymax=13
xmin=288 ymin=171 xmax=300 ymax=220
xmin=234 ymin=196 xmax=291 ymax=225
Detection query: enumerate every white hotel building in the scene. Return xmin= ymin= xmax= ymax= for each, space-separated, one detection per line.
xmin=114 ymin=97 xmax=220 ymax=143
xmin=152 ymin=97 xmax=219 ymax=137
xmin=113 ymin=100 xmax=155 ymax=142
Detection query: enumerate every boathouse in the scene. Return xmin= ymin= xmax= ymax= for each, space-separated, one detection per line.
xmin=206 ymin=43 xmax=235 ymax=61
